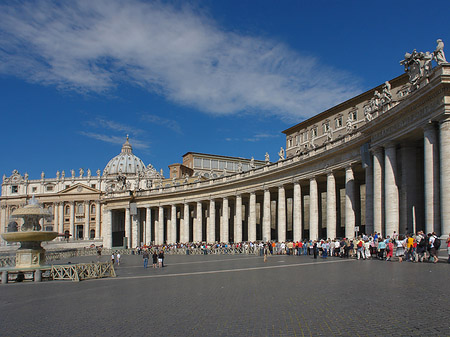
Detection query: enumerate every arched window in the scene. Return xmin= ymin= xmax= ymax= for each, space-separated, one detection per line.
xmin=65 ymin=205 xmax=70 ymax=215
xmin=77 ymin=203 xmax=83 ymax=214
xmin=90 ymin=229 xmax=95 ymax=239
xmin=91 ymin=204 xmax=96 ymax=214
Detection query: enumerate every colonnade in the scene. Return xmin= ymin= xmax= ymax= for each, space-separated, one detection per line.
xmin=103 ymin=117 xmax=450 ymax=248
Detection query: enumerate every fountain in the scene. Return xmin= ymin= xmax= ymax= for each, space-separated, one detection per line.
xmin=1 ymin=196 xmax=58 ymax=268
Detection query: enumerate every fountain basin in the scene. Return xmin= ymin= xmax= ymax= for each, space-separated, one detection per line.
xmin=2 ymin=231 xmax=58 ymax=243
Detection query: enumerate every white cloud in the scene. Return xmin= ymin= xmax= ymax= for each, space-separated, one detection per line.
xmin=141 ymin=114 xmax=182 ymax=134
xmin=80 ymin=131 xmax=149 ymax=150
xmin=85 ymin=117 xmax=145 ymax=135
xmin=0 ymin=0 xmax=360 ymax=120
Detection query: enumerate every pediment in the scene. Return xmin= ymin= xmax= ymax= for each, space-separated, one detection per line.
xmin=59 ymin=183 xmax=100 ymax=195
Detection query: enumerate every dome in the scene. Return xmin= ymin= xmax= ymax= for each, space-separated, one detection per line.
xmin=103 ymin=136 xmax=146 ymax=176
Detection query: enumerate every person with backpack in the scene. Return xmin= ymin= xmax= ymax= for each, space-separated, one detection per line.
xmin=416 ymin=231 xmax=427 ymax=262
xmin=428 ymin=232 xmax=439 ymax=263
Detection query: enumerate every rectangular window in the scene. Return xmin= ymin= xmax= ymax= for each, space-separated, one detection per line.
xmin=226 ymin=161 xmax=234 ymax=170
xmin=349 ymin=110 xmax=357 ymax=121
xmin=46 ymin=186 xmax=53 ymax=192
xmin=194 ymin=158 xmax=202 ymax=168
xmin=91 ymin=184 xmax=96 ymax=189
xmin=11 ymin=185 xmax=18 ymax=193
xmin=219 ymin=161 xmax=225 ymax=169
xmin=32 ymin=187 xmax=37 ymax=193
xmin=335 ymin=116 xmax=343 ymax=128
xmin=296 ymin=135 xmax=300 ymax=145
xmin=65 ymin=185 xmax=70 ymax=189
xmin=322 ymin=122 xmax=330 ymax=133
xmin=303 ymin=132 xmax=308 ymax=141
xmin=311 ymin=127 xmax=318 ymax=138
xmin=202 ymin=159 xmax=211 ymax=169
xmin=211 ymin=160 xmax=218 ymax=169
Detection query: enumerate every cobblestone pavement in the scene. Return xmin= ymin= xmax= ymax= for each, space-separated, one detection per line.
xmin=1 ymin=254 xmax=449 ymax=337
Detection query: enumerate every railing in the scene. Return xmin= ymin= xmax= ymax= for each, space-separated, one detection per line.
xmin=51 ymin=262 xmax=116 ymax=282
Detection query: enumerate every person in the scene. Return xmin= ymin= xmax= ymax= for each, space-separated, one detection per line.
xmin=111 ymin=253 xmax=115 ymax=265
xmin=158 ymin=250 xmax=164 ymax=268
xmin=386 ymin=240 xmax=394 ymax=261
xmin=428 ymin=232 xmax=439 ymax=263
xmin=263 ymin=244 xmax=268 ymax=263
xmin=152 ymin=251 xmax=158 ymax=268
xmin=377 ymin=238 xmax=386 ymax=259
xmin=116 ymin=252 xmax=121 ymax=266
xmin=143 ymin=249 xmax=149 ymax=268
xmin=446 ymin=233 xmax=450 ymax=264
xmin=313 ymin=241 xmax=318 ymax=259
xmin=395 ymin=235 xmax=406 ymax=262
xmin=416 ymin=231 xmax=427 ymax=262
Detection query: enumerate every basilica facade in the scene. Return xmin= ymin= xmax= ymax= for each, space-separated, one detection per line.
xmin=2 ymin=41 xmax=450 ymax=248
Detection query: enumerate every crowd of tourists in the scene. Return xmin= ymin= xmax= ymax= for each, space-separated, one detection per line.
xmin=131 ymin=232 xmax=450 ymax=264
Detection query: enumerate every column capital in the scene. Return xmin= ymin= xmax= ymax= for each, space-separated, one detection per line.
xmin=423 ymin=120 xmax=438 ymax=132
xmin=438 ymin=115 xmax=450 ymax=125
xmin=371 ymin=146 xmax=384 ymax=156
xmin=384 ymin=141 xmax=397 ymax=149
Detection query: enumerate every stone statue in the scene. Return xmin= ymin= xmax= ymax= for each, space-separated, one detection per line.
xmin=79 ymin=168 xmax=84 ymax=178
xmin=41 ymin=171 xmax=45 ymax=180
xmin=381 ymin=81 xmax=392 ymax=108
xmin=222 ymin=168 xmax=227 ymax=176
xmin=96 ymin=169 xmax=101 ymax=177
xmin=184 ymin=175 xmax=189 ymax=183
xmin=56 ymin=171 xmax=60 ymax=180
xmin=369 ymin=90 xmax=381 ymax=115
xmin=265 ymin=152 xmax=270 ymax=165
xmin=434 ymin=39 xmax=447 ymax=65
xmin=326 ymin=128 xmax=333 ymax=142
xmin=61 ymin=170 xmax=65 ymax=179
xmin=346 ymin=117 xmax=354 ymax=133
xmin=87 ymin=169 xmax=91 ymax=178
xmin=160 ymin=169 xmax=164 ymax=178
xmin=278 ymin=147 xmax=285 ymax=161
xmin=3 ymin=174 xmax=6 ymax=183
xmin=250 ymin=157 xmax=255 ymax=169
xmin=24 ymin=172 xmax=29 ymax=180
xmin=237 ymin=162 xmax=243 ymax=173
xmin=71 ymin=169 xmax=75 ymax=178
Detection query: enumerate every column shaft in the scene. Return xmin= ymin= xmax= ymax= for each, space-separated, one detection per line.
xmin=365 ymin=163 xmax=374 ymax=235
xmin=373 ymin=148 xmax=383 ymax=236
xmin=194 ymin=202 xmax=202 ymax=242
xmin=95 ymin=201 xmax=101 ymax=239
xmin=170 ymin=205 xmax=177 ymax=244
xmin=263 ymin=190 xmax=271 ymax=241
xmin=69 ymin=202 xmax=75 ymax=239
xmin=424 ymin=124 xmax=440 ymax=234
xmin=235 ymin=195 xmax=242 ymax=243
xmin=157 ymin=206 xmax=164 ymax=245
xmin=208 ymin=200 xmax=216 ymax=243
xmin=385 ymin=144 xmax=399 ymax=237
xmin=182 ymin=204 xmax=190 ymax=243
xmin=326 ymin=173 xmax=337 ymax=240
xmin=145 ymin=207 xmax=152 ymax=245
xmin=221 ymin=198 xmax=229 ymax=242
xmin=293 ymin=183 xmax=302 ymax=242
xmin=84 ymin=202 xmax=90 ymax=240
xmin=345 ymin=166 xmax=356 ymax=239
xmin=278 ymin=186 xmax=286 ymax=242
xmin=104 ymin=209 xmax=112 ymax=248
xmin=309 ymin=178 xmax=319 ymax=240
xmin=249 ymin=192 xmax=257 ymax=242
xmin=125 ymin=207 xmax=131 ymax=248
xmin=440 ymin=119 xmax=450 ymax=236
xmin=58 ymin=203 xmax=64 ymax=235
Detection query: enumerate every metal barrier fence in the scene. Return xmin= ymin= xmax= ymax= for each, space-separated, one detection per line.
xmin=0 ymin=246 xmax=263 ymax=267
xmin=51 ymin=262 xmax=116 ymax=282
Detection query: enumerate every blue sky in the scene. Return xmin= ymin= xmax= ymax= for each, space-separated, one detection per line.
xmin=1 ymin=0 xmax=449 ymax=180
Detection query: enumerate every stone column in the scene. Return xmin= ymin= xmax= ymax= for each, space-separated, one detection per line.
xmin=157 ymin=206 xmax=164 ymax=245
xmin=384 ymin=143 xmax=399 ymax=237
xmin=249 ymin=192 xmax=257 ymax=242
xmin=373 ymin=147 xmax=383 ymax=236
xmin=345 ymin=166 xmax=356 ymax=239
xmin=365 ymin=162 xmax=374 ymax=235
xmin=263 ymin=189 xmax=271 ymax=241
xmin=208 ymin=199 xmax=216 ymax=243
xmin=53 ymin=202 xmax=58 ymax=233
xmin=194 ymin=201 xmax=202 ymax=242
xmin=424 ymin=123 xmax=440 ymax=235
xmin=182 ymin=204 xmax=189 ymax=243
xmin=221 ymin=197 xmax=229 ymax=243
xmin=277 ymin=186 xmax=286 ymax=242
xmin=84 ymin=201 xmax=90 ymax=240
xmin=104 ymin=209 xmax=112 ymax=248
xmin=125 ymin=207 xmax=131 ymax=248
xmin=293 ymin=182 xmax=302 ymax=242
xmin=440 ymin=118 xmax=450 ymax=236
xmin=0 ymin=205 xmax=6 ymax=236
xmin=326 ymin=172 xmax=337 ymax=240
xmin=58 ymin=202 xmax=64 ymax=235
xmin=69 ymin=201 xmax=75 ymax=239
xmin=309 ymin=178 xmax=319 ymax=240
xmin=235 ymin=195 xmax=243 ymax=243
xmin=145 ymin=207 xmax=152 ymax=245
xmin=95 ymin=201 xmax=101 ymax=239
xmin=170 ymin=205 xmax=177 ymax=244
xmin=131 ymin=211 xmax=140 ymax=248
